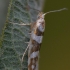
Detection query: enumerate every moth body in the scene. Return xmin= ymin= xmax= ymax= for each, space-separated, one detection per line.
xmin=28 ymin=12 xmax=45 ymax=70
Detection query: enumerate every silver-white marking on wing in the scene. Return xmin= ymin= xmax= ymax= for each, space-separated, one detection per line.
xmin=31 ymin=32 xmax=43 ymax=44
xmin=30 ymin=51 xmax=39 ymax=58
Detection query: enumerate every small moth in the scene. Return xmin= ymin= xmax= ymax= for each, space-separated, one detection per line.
xmin=21 ymin=8 xmax=67 ymax=70
xmin=28 ymin=12 xmax=45 ymax=70
xmin=9 ymin=7 xmax=67 ymax=70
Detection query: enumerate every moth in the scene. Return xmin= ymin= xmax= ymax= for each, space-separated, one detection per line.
xmin=9 ymin=8 xmax=67 ymax=70
xmin=21 ymin=8 xmax=67 ymax=70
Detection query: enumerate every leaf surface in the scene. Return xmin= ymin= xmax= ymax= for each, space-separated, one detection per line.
xmin=0 ymin=0 xmax=44 ymax=70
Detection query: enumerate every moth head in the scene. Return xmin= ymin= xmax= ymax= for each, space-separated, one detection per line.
xmin=37 ymin=12 xmax=45 ymax=19
xmin=36 ymin=12 xmax=45 ymax=32
xmin=36 ymin=8 xmax=67 ymax=32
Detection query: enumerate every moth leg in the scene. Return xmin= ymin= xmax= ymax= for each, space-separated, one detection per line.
xmin=9 ymin=22 xmax=31 ymax=26
xmin=18 ymin=23 xmax=31 ymax=26
xmin=22 ymin=45 xmax=29 ymax=62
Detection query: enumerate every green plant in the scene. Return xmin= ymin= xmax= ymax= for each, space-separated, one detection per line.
xmin=0 ymin=0 xmax=44 ymax=70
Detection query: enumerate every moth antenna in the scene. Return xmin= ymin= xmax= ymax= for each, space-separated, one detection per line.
xmin=22 ymin=45 xmax=29 ymax=62
xmin=44 ymin=8 xmax=68 ymax=16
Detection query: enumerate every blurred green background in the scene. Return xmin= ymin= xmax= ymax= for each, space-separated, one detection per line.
xmin=0 ymin=0 xmax=70 ymax=70
xmin=40 ymin=0 xmax=70 ymax=70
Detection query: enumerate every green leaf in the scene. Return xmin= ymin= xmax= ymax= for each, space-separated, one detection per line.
xmin=0 ymin=0 xmax=44 ymax=70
